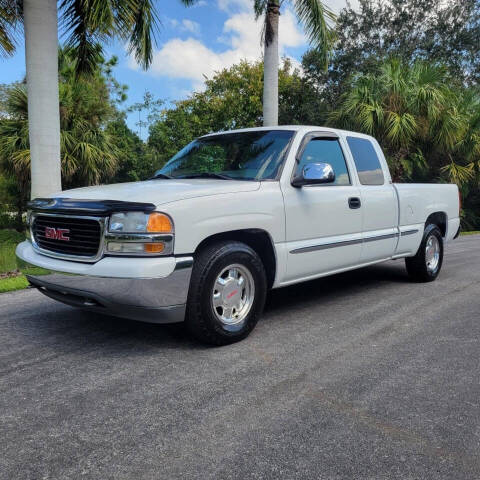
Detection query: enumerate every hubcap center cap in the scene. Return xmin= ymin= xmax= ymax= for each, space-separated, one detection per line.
xmin=223 ymin=281 xmax=241 ymax=306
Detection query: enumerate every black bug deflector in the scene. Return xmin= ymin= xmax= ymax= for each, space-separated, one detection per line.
xmin=28 ymin=198 xmax=157 ymax=216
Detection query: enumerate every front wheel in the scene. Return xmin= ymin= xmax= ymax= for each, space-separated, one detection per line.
xmin=185 ymin=241 xmax=267 ymax=345
xmin=405 ymin=224 xmax=444 ymax=282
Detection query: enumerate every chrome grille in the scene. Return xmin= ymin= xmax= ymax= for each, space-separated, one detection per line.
xmin=32 ymin=214 xmax=103 ymax=259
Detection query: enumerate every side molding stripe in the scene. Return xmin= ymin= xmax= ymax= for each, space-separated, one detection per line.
xmin=290 ymin=228 xmax=420 ymax=254
xmin=290 ymin=229 xmax=419 ymax=254
xmin=290 ymin=238 xmax=363 ymax=254
xmin=363 ymin=233 xmax=398 ymax=243
xmin=400 ymin=229 xmax=419 ymax=236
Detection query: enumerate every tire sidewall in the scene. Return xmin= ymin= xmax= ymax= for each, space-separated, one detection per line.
xmin=422 ymin=225 xmax=444 ymax=280
xmin=197 ymin=245 xmax=266 ymax=340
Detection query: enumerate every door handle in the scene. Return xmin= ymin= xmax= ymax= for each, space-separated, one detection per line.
xmin=348 ymin=197 xmax=361 ymax=209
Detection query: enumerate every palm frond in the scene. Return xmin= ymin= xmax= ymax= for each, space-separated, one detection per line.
xmin=0 ymin=49 xmax=120 ymax=187
xmin=293 ymin=0 xmax=335 ymax=67
xmin=400 ymin=149 xmax=429 ymax=179
xmin=384 ymin=111 xmax=416 ymax=146
xmin=117 ymin=0 xmax=161 ymax=70
xmin=0 ymin=0 xmax=22 ymax=57
xmin=254 ymin=0 xmax=267 ymax=19
xmin=440 ymin=161 xmax=475 ymax=187
xmin=380 ymin=59 xmax=407 ymax=96
xmin=59 ymin=0 xmax=108 ymax=75
xmin=59 ymin=0 xmax=167 ymax=74
xmin=433 ymin=106 xmax=467 ymax=151
xmin=5 ymin=84 xmax=28 ymax=119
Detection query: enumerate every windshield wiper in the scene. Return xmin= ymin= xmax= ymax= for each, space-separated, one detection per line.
xmin=180 ymin=172 xmax=233 ymax=180
xmin=150 ymin=173 xmax=174 ymax=180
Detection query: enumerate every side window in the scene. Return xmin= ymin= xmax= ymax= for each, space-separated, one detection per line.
xmin=295 ymin=137 xmax=350 ymax=186
xmin=346 ymin=137 xmax=384 ymax=185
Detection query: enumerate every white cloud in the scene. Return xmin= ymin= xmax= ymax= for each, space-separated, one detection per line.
xmin=130 ymin=0 xmax=360 ymax=91
xmin=217 ymin=0 xmax=360 ymax=14
xmin=181 ymin=19 xmax=201 ymax=35
xmin=216 ymin=0 xmax=251 ymax=12
xmin=165 ymin=17 xmax=201 ymax=35
xmin=167 ymin=17 xmax=179 ymax=28
xmin=135 ymin=8 xmax=306 ymax=86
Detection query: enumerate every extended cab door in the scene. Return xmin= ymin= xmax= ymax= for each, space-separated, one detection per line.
xmin=345 ymin=135 xmax=399 ymax=263
xmin=281 ymin=132 xmax=363 ymax=283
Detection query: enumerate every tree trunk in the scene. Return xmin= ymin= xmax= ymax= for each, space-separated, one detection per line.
xmin=263 ymin=1 xmax=279 ymax=126
xmin=24 ymin=0 xmax=62 ymax=199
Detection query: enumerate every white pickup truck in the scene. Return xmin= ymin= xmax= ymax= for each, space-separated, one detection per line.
xmin=17 ymin=126 xmax=461 ymax=344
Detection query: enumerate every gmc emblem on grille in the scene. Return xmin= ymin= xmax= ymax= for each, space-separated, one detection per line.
xmin=45 ymin=227 xmax=70 ymax=241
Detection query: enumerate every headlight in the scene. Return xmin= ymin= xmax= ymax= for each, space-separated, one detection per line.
xmin=109 ymin=212 xmax=173 ymax=234
xmin=106 ymin=211 xmax=174 ymax=256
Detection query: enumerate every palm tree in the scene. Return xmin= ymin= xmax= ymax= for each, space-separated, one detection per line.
xmin=0 ymin=0 xmax=194 ymax=199
xmin=254 ymin=0 xmax=335 ymax=126
xmin=330 ymin=59 xmax=480 ymax=188
xmin=0 ymin=48 xmax=121 ymax=221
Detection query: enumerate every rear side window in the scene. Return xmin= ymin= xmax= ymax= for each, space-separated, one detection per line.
xmin=347 ymin=137 xmax=384 ymax=185
xmin=296 ymin=138 xmax=350 ymax=186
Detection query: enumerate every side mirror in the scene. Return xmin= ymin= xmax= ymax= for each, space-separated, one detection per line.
xmin=292 ymin=162 xmax=335 ymax=188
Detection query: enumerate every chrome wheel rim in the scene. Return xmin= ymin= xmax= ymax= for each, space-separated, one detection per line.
xmin=211 ymin=264 xmax=255 ymax=326
xmin=425 ymin=235 xmax=440 ymax=272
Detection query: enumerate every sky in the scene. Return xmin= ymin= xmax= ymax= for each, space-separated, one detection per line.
xmin=0 ymin=0 xmax=358 ymax=137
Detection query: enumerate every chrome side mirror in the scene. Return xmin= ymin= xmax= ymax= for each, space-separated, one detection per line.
xmin=292 ymin=162 xmax=335 ymax=187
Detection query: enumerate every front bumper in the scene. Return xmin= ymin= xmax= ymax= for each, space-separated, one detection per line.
xmin=16 ymin=241 xmax=193 ymax=324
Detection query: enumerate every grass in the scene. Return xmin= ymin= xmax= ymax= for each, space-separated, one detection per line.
xmin=0 ymin=229 xmax=25 ymax=273
xmin=0 ymin=275 xmax=29 ymax=293
xmin=0 ymin=229 xmax=26 ymax=293
xmin=0 ymin=229 xmax=48 ymax=293
xmin=460 ymin=230 xmax=480 ymax=236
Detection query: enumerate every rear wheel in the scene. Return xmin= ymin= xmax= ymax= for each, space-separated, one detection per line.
xmin=185 ymin=241 xmax=267 ymax=345
xmin=405 ymin=224 xmax=444 ymax=282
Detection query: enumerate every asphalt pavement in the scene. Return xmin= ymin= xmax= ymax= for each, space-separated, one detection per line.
xmin=1 ymin=234 xmax=479 ymax=479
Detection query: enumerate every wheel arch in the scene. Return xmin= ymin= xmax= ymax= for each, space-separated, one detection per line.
xmin=425 ymin=212 xmax=447 ymax=237
xmin=194 ymin=229 xmax=277 ymax=289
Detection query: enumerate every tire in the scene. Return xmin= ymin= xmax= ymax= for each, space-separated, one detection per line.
xmin=405 ymin=224 xmax=444 ymax=282
xmin=185 ymin=240 xmax=267 ymax=345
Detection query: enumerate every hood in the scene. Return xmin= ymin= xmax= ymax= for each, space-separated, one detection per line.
xmin=54 ymin=178 xmax=261 ymax=206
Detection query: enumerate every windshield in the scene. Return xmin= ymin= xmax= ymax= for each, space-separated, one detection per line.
xmin=155 ymin=130 xmax=294 ymax=181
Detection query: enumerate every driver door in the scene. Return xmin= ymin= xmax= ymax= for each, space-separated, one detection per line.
xmin=281 ymin=134 xmax=363 ymax=283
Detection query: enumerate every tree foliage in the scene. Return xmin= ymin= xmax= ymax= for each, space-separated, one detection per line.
xmin=108 ymin=118 xmax=155 ymax=183
xmin=148 ymin=59 xmax=324 ymax=168
xmin=303 ymin=0 xmax=480 ymax=105
xmin=0 ymin=48 xmax=137 ymax=225
xmin=299 ymin=0 xmax=480 ymax=229
xmin=254 ymin=0 xmax=335 ymax=59
xmin=1 ymin=0 xmax=480 ymax=231
xmin=0 ymin=0 xmax=196 ymax=75
xmin=330 ymin=59 xmax=480 ymax=228
xmin=0 ymin=49 xmax=120 ymax=187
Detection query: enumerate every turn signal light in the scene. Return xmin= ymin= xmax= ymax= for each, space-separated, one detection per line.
xmin=107 ymin=242 xmax=165 ymax=254
xmin=144 ymin=243 xmax=165 ymax=253
xmin=147 ymin=213 xmax=173 ymax=233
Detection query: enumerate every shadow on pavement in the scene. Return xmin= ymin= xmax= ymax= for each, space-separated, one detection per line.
xmin=12 ymin=260 xmax=409 ymax=352
xmin=265 ymin=260 xmax=409 ymax=314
